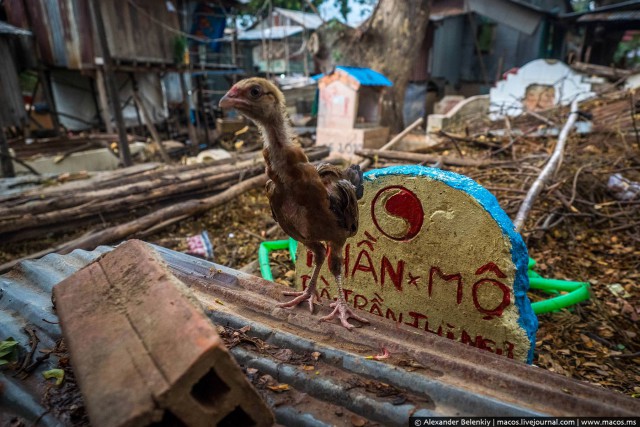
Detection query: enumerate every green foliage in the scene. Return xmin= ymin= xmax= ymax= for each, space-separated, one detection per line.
xmin=0 ymin=338 xmax=19 ymax=367
xmin=173 ymin=35 xmax=188 ymax=65
xmin=614 ymin=33 xmax=640 ymax=67
xmin=570 ymin=0 xmax=592 ymax=12
xmin=19 ymin=72 xmax=38 ymax=94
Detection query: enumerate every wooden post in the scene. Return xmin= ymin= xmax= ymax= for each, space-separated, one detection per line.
xmin=38 ymin=69 xmax=61 ymax=135
xmin=131 ymin=76 xmax=171 ymax=163
xmin=196 ymin=75 xmax=210 ymax=145
xmin=231 ymin=15 xmax=239 ymax=84
xmin=95 ymin=69 xmax=114 ymax=133
xmin=180 ymin=72 xmax=199 ymax=153
xmin=0 ymin=123 xmax=16 ymax=178
xmin=89 ymin=0 xmax=133 ymax=166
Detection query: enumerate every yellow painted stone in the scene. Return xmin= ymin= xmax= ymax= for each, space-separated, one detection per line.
xmin=295 ymin=167 xmax=536 ymax=362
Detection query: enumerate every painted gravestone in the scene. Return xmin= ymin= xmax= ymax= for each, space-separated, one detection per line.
xmin=295 ymin=166 xmax=538 ymax=363
xmin=489 ymin=59 xmax=593 ymax=119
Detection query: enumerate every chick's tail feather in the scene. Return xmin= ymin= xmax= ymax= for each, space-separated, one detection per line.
xmin=346 ymin=164 xmax=364 ymax=200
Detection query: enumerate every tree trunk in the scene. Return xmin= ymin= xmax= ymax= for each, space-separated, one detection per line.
xmin=312 ymin=0 xmax=430 ymax=132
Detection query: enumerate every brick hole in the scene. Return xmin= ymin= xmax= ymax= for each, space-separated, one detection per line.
xmin=191 ymin=368 xmax=231 ymax=409
xmin=218 ymin=406 xmax=256 ymax=427
xmin=148 ymin=410 xmax=187 ymax=427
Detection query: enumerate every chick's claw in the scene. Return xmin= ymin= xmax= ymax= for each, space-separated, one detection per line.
xmin=278 ymin=289 xmax=319 ymax=313
xmin=320 ymin=300 xmax=370 ymax=330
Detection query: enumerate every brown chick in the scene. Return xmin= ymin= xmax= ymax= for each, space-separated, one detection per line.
xmin=219 ymin=78 xmax=369 ymax=330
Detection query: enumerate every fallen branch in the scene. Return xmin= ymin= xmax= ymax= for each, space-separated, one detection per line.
xmin=356 ymin=148 xmax=501 ymax=168
xmin=360 ymin=117 xmax=423 ymax=169
xmin=0 ymin=152 xmax=41 ymax=176
xmin=513 ymin=100 xmax=579 ymax=232
xmin=437 ymin=130 xmax=502 ymax=149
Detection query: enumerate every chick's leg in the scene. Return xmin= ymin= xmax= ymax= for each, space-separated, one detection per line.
xmin=278 ymin=243 xmax=325 ymax=313
xmin=320 ymin=243 xmax=370 ymax=330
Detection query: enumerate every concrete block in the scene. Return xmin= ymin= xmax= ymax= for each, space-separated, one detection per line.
xmin=54 ymin=239 xmax=273 ymax=427
xmin=316 ymin=126 xmax=389 ymax=160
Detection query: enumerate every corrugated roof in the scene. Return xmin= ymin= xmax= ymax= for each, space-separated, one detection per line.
xmin=237 ymin=25 xmax=304 ymax=40
xmin=2 ymin=243 xmax=640 ymax=425
xmin=0 ymin=246 xmax=111 ymax=426
xmin=312 ymin=66 xmax=393 ymax=86
xmin=0 ymin=21 xmax=31 ymax=36
xmin=577 ymin=10 xmax=640 ymax=22
xmin=274 ymin=7 xmax=324 ymax=29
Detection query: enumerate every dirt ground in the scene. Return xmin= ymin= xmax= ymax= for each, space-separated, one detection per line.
xmin=145 ymin=131 xmax=640 ymax=398
xmin=1 ymin=130 xmax=639 ymax=400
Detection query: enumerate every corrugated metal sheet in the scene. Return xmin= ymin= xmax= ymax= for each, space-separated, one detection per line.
xmin=2 ymin=244 xmax=639 ymax=425
xmin=430 ymin=0 xmax=466 ymax=21
xmin=468 ymin=0 xmax=542 ymax=36
xmin=577 ymin=10 xmax=640 ymax=22
xmin=237 ymin=25 xmax=304 ymax=41
xmin=312 ymin=66 xmax=393 ymax=86
xmin=0 ymin=247 xmax=111 ymax=426
xmin=101 ymin=0 xmax=179 ymax=64
xmin=0 ymin=38 xmax=27 ymax=127
xmin=273 ymin=7 xmax=323 ymax=29
xmin=4 ymin=0 xmax=180 ymax=69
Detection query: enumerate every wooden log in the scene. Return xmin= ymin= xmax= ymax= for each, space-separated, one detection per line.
xmin=54 ymin=240 xmax=273 ymax=426
xmin=359 ymin=117 xmax=423 ymax=170
xmin=0 ymin=174 xmax=269 ymax=273
xmin=132 ymin=86 xmax=171 ymax=163
xmin=0 ymin=166 xmax=264 ymax=234
xmin=0 ymin=163 xmax=251 ymax=220
xmin=570 ymin=61 xmax=631 ymax=80
xmin=356 ymin=148 xmax=498 ymax=168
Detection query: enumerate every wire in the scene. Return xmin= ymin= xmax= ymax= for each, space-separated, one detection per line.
xmin=125 ymin=0 xmax=227 ymax=44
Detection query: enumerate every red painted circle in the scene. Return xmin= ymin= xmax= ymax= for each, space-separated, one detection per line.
xmin=371 ymin=186 xmax=424 ymax=241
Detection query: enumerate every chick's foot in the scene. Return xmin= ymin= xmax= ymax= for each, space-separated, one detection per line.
xmin=278 ymin=288 xmax=319 ymax=313
xmin=320 ymin=299 xmax=370 ymax=330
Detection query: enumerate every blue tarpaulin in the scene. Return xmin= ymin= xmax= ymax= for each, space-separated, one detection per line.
xmin=312 ymin=66 xmax=393 ymax=86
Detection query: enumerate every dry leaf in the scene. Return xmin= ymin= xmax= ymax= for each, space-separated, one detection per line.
xmin=350 ymin=414 xmax=367 ymax=426
xmin=267 ymin=383 xmax=290 ymax=392
xmin=274 ymin=348 xmax=293 ymax=362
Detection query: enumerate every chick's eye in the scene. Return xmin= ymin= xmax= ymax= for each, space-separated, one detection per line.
xmin=249 ymin=86 xmax=262 ymax=98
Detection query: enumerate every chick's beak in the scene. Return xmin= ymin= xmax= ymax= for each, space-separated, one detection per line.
xmin=219 ymin=87 xmax=242 ymax=109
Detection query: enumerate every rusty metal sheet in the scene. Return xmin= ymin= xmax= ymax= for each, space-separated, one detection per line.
xmin=577 ymin=10 xmax=640 ymax=22
xmin=101 ymin=0 xmax=179 ymax=64
xmin=0 ymin=39 xmax=28 ymax=127
xmin=5 ymin=0 xmax=179 ymax=69
xmin=1 ymin=244 xmax=638 ymax=426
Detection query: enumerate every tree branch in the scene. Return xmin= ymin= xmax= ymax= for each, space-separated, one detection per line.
xmin=513 ymin=100 xmax=580 ymax=232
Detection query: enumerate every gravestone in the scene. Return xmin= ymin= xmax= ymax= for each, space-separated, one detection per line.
xmin=295 ymin=166 xmax=538 ymax=363
xmin=490 ymin=59 xmax=594 ymax=119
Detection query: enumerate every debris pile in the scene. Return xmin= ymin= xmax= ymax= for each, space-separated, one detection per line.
xmin=0 ymin=145 xmax=330 ymax=272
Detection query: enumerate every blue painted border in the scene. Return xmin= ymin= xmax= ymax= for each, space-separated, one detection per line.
xmin=364 ymin=166 xmax=539 ymax=363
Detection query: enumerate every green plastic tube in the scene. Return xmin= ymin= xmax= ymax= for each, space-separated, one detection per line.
xmin=258 ymin=239 xmax=290 ymax=281
xmin=528 ymin=257 xmax=590 ymax=314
